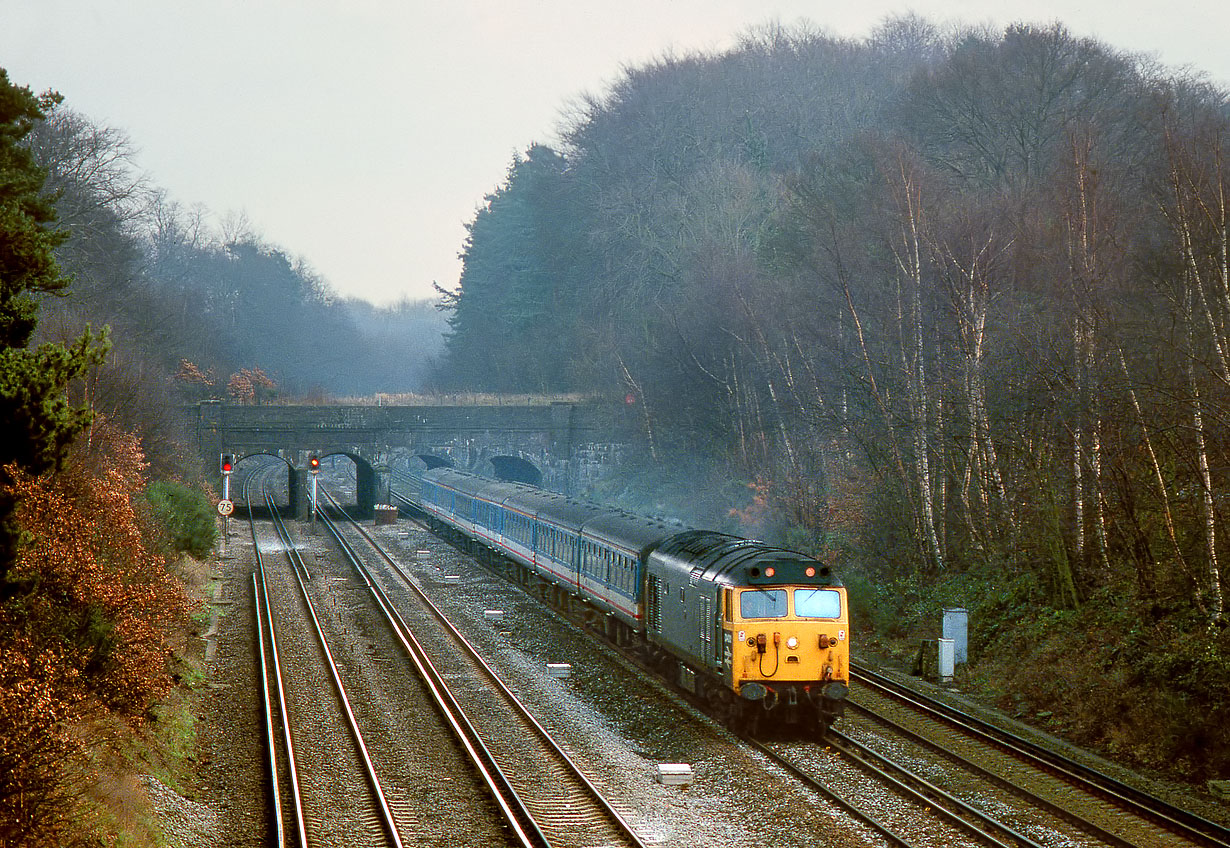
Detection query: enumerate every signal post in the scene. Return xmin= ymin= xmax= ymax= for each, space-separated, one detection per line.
xmin=308 ymin=454 xmax=319 ymax=530
xmin=218 ymin=454 xmax=234 ymax=555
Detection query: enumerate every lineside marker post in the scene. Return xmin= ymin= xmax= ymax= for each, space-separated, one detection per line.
xmin=220 ymin=454 xmax=233 ymax=555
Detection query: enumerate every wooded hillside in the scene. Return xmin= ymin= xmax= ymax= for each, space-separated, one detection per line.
xmin=437 ymin=18 xmax=1230 ymax=780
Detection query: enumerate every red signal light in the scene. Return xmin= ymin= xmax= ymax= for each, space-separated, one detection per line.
xmin=221 ymin=454 xmax=233 ymax=474
xmin=308 ymin=455 xmax=320 ymax=472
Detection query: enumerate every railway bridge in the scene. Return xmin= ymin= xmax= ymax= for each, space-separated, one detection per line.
xmin=189 ymin=400 xmax=630 ymax=517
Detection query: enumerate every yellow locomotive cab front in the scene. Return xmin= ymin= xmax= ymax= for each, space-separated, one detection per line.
xmin=723 ymin=583 xmax=850 ymax=725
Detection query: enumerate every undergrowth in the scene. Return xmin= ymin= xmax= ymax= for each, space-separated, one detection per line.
xmin=844 ymin=560 xmax=1230 ymax=783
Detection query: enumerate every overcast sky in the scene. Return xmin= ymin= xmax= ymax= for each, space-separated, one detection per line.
xmin=2 ymin=1 xmax=1228 ymax=305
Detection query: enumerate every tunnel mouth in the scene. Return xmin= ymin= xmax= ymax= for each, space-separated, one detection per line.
xmin=416 ymin=453 xmax=454 ymax=470
xmin=489 ymin=455 xmax=542 ymax=486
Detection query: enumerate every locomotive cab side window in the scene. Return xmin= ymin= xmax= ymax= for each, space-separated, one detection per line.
xmin=794 ymin=588 xmax=842 ymax=619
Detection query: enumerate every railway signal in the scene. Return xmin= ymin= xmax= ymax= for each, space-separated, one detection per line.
xmin=220 ymin=454 xmax=234 ymax=502
xmin=308 ymin=455 xmax=319 ymax=527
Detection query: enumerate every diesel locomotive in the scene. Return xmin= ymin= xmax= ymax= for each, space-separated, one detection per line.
xmin=415 ymin=467 xmax=849 ymax=734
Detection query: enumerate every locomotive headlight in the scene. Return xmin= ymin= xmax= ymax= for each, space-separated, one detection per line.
xmin=786 ymin=636 xmax=799 ymax=650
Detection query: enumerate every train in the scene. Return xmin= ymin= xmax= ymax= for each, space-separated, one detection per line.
xmin=411 ymin=466 xmax=849 ymax=735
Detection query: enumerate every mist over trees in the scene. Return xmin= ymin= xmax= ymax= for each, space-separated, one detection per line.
xmin=1 ymin=64 xmax=450 ymax=842
xmin=24 ymin=101 xmax=446 ymax=429
xmin=5 ymin=11 xmax=1230 ymax=793
xmin=437 ymin=17 xmax=1229 ymax=608
xmin=436 ymin=18 xmax=1230 ymax=775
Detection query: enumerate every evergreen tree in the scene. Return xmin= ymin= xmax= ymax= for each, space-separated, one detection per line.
xmin=0 ymin=68 xmax=106 ymax=580
xmin=439 ymin=143 xmax=591 ymax=391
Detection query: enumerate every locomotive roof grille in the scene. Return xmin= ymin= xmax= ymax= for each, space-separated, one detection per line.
xmin=650 ymin=530 xmax=841 ymax=587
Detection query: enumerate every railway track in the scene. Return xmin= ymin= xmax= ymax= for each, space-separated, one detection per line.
xmin=847 ymin=664 xmax=1230 ymax=848
xmin=387 ymin=475 xmax=1230 ymax=848
xmin=247 ymin=473 xmax=405 ymax=846
xmin=246 ymin=472 xmax=305 ymax=848
xmin=390 ymin=483 xmax=989 ymax=847
xmin=316 ymin=487 xmax=651 ymax=848
xmin=243 ymin=463 xmax=517 ymax=846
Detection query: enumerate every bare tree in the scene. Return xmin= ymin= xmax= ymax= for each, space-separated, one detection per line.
xmin=1160 ymin=119 xmax=1229 ymax=624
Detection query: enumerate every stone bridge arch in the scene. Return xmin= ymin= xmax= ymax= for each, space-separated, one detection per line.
xmin=190 ymin=400 xmax=632 ymax=517
xmin=228 ymin=451 xmax=301 ymax=515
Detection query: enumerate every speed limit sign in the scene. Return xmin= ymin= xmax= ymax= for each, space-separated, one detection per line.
xmin=217 ymin=499 xmax=234 ymax=516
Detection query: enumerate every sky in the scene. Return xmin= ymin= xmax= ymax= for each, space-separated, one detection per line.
xmin=2 ymin=1 xmax=1229 ymax=306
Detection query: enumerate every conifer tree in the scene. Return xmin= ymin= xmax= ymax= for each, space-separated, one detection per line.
xmin=0 ymin=68 xmax=106 ymax=580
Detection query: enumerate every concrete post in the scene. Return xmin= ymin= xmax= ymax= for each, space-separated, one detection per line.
xmin=373 ymin=465 xmax=391 ymax=507
xmin=294 ymin=466 xmax=315 ymax=520
xmin=287 ymin=467 xmax=301 ymax=515
xmin=937 ymin=638 xmax=955 ymax=684
xmin=354 ymin=462 xmax=376 ymax=519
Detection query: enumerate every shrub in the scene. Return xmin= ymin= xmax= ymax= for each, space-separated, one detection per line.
xmin=143 ymin=480 xmax=218 ymax=559
xmin=0 ymin=423 xmax=191 ymax=844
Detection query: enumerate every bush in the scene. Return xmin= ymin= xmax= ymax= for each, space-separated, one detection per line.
xmin=1 ymin=425 xmax=191 ymax=844
xmin=957 ymin=584 xmax=1230 ymax=782
xmin=143 ymin=480 xmax=218 ymax=559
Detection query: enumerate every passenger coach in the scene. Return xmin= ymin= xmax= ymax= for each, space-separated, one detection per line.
xmin=416 ymin=466 xmax=849 ymax=733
